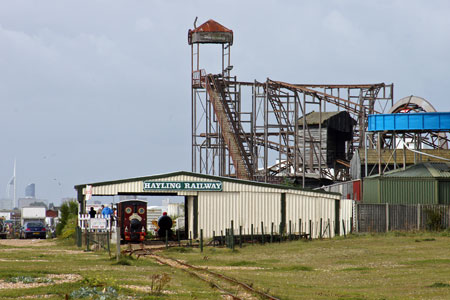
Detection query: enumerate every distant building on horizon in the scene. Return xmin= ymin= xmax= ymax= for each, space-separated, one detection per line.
xmin=0 ymin=198 xmax=13 ymax=210
xmin=18 ymin=197 xmax=48 ymax=209
xmin=25 ymin=183 xmax=36 ymax=198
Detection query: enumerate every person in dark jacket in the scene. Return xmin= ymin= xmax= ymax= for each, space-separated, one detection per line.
xmin=89 ymin=207 xmax=96 ymax=218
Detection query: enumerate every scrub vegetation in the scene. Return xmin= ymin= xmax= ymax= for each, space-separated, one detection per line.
xmin=1 ymin=232 xmax=450 ymax=299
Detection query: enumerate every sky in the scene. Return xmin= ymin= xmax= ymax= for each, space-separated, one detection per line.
xmin=0 ymin=0 xmax=449 ymax=205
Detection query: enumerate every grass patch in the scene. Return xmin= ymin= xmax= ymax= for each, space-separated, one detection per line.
xmin=341 ymin=267 xmax=371 ymax=272
xmin=227 ymin=260 xmax=257 ymax=266
xmin=429 ymin=282 xmax=450 ymax=288
xmin=403 ymin=259 xmax=450 ymax=265
xmin=166 ymin=247 xmax=194 ymax=253
xmin=276 ymin=265 xmax=314 ymax=271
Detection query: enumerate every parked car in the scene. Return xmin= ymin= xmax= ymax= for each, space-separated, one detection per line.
xmin=20 ymin=222 xmax=46 ymax=239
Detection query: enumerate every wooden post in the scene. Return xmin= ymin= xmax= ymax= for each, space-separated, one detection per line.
xmin=261 ymin=222 xmax=265 ymax=244
xmin=212 ymin=230 xmax=215 ymax=247
xmin=342 ymin=220 xmax=346 ymax=237
xmin=221 ymin=230 xmax=224 ymax=246
xmin=231 ymin=221 xmax=234 ymax=250
xmin=309 ymin=220 xmax=312 ymax=240
xmin=107 ymin=231 xmax=111 ymax=256
xmin=200 ymin=229 xmax=203 ymax=253
xmin=177 ymin=230 xmax=181 ymax=247
xmin=350 ymin=217 xmax=353 ymax=234
xmin=189 ymin=231 xmax=192 ymax=246
xmin=116 ymin=227 xmax=120 ymax=262
xmin=251 ymin=224 xmax=254 ymax=244
xmin=289 ymin=220 xmax=292 ymax=241
xmin=279 ymin=223 xmax=282 ymax=243
xmin=327 ymin=218 xmax=331 ymax=238
xmin=270 ymin=222 xmax=273 ymax=243
xmin=299 ymin=218 xmax=302 ymax=234
xmin=319 ymin=218 xmax=323 ymax=239
xmin=239 ymin=226 xmax=242 ymax=248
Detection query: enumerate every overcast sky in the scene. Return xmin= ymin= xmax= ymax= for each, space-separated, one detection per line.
xmin=1 ymin=0 xmax=449 ymax=204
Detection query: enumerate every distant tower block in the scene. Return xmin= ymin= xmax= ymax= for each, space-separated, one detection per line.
xmin=25 ymin=183 xmax=35 ymax=198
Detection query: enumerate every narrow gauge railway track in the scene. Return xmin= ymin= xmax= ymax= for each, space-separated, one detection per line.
xmin=126 ymin=248 xmax=280 ymax=300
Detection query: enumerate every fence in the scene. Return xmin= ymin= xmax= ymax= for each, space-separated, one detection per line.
xmin=78 ymin=214 xmax=116 ymax=232
xmin=356 ymin=204 xmax=450 ymax=233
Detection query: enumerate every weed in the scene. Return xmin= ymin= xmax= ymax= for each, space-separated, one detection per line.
xmin=150 ymin=273 xmax=171 ymax=294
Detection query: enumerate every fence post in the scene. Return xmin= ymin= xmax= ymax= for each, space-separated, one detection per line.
xmin=212 ymin=230 xmax=215 ymax=248
xmin=417 ymin=204 xmax=421 ymax=230
xmin=239 ymin=226 xmax=243 ymax=248
xmin=251 ymin=224 xmax=254 ymax=244
xmin=328 ymin=218 xmax=331 ymax=238
xmin=299 ymin=218 xmax=302 ymax=234
xmin=289 ymin=220 xmax=292 ymax=241
xmin=200 ymin=229 xmax=203 ymax=253
xmin=116 ymin=227 xmax=120 ymax=262
xmin=342 ymin=219 xmax=346 ymax=237
xmin=309 ymin=220 xmax=312 ymax=240
xmin=386 ymin=203 xmax=389 ymax=233
xmin=261 ymin=222 xmax=265 ymax=244
xmin=76 ymin=226 xmax=82 ymax=248
xmin=319 ymin=218 xmax=323 ymax=239
xmin=270 ymin=222 xmax=273 ymax=243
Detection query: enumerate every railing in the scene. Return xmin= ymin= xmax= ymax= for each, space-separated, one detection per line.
xmin=78 ymin=214 xmax=116 ymax=232
xmin=192 ymin=69 xmax=206 ymax=88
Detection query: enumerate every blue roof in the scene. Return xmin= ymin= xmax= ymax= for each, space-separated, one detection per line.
xmin=368 ymin=112 xmax=450 ymax=132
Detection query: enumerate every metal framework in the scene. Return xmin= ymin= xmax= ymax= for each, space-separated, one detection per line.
xmin=190 ymin=20 xmax=396 ymax=186
xmin=364 ymin=96 xmax=450 ymax=177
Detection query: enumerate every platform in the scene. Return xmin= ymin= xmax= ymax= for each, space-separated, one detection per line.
xmin=368 ymin=112 xmax=450 ymax=132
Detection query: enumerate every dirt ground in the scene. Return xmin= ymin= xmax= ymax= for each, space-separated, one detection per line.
xmin=0 ymin=238 xmax=56 ymax=248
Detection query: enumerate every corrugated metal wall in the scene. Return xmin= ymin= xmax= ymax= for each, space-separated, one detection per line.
xmin=439 ymin=181 xmax=450 ymax=204
xmin=83 ymin=173 xmax=345 ymax=239
xmin=362 ymin=178 xmax=380 ymax=203
xmin=381 ymin=179 xmax=437 ymax=204
xmin=364 ymin=177 xmax=438 ymax=204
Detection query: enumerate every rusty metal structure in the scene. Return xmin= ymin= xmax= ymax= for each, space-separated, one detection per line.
xmin=189 ymin=19 xmax=398 ymax=186
xmin=363 ymin=96 xmax=450 ymax=177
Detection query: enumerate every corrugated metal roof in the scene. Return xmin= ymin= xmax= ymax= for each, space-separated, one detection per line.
xmin=74 ymin=171 xmax=340 ymax=196
xmin=380 ymin=162 xmax=450 ymax=178
xmin=298 ymin=111 xmax=341 ymax=125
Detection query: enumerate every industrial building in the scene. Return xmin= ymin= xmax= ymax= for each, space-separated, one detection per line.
xmin=74 ymin=171 xmax=353 ymax=238
xmin=363 ymin=163 xmax=450 ymax=205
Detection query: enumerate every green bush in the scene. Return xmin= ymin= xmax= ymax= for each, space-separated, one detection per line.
xmin=56 ymin=200 xmax=78 ymax=237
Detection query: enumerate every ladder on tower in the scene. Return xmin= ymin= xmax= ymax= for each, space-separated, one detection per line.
xmin=206 ymin=74 xmax=253 ymax=180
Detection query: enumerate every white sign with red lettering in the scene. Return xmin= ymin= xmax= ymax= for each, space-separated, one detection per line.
xmin=90 ymin=218 xmax=107 ymax=230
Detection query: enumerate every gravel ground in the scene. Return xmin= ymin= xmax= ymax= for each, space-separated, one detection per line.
xmin=0 ymin=239 xmax=56 ymax=248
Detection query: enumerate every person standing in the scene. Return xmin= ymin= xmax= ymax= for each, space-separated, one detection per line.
xmin=89 ymin=207 xmax=96 ymax=218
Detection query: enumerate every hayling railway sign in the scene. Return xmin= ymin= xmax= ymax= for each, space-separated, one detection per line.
xmin=143 ymin=181 xmax=223 ymax=191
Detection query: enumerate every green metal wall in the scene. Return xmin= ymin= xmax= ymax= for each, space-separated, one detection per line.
xmin=439 ymin=181 xmax=450 ymax=205
xmin=381 ymin=179 xmax=436 ymax=204
xmin=363 ymin=178 xmax=380 ymax=203
xmin=363 ymin=177 xmax=438 ymax=204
